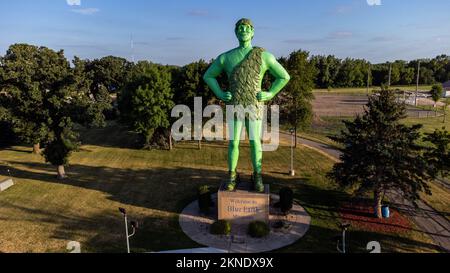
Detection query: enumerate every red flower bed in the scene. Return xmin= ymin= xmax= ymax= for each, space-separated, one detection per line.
xmin=339 ymin=200 xmax=412 ymax=234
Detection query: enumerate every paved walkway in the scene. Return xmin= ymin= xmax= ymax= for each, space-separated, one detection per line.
xmin=280 ymin=132 xmax=450 ymax=253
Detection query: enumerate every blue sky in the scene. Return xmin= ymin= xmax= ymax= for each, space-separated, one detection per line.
xmin=1 ymin=0 xmax=450 ymax=65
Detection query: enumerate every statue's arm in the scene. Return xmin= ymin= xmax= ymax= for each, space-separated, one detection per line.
xmin=203 ymin=55 xmax=232 ymax=102
xmin=257 ymin=52 xmax=291 ymax=102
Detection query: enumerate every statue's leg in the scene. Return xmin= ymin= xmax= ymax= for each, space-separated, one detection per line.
xmin=246 ymin=118 xmax=264 ymax=192
xmin=226 ymin=118 xmax=244 ymax=191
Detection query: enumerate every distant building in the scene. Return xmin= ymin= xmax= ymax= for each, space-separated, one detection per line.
xmin=444 ymin=80 xmax=450 ymax=97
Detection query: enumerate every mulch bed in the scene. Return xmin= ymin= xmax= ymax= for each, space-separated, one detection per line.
xmin=339 ymin=200 xmax=412 ymax=234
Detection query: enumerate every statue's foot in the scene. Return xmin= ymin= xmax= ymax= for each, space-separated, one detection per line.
xmin=253 ymin=173 xmax=264 ymax=193
xmin=225 ymin=171 xmax=238 ymax=191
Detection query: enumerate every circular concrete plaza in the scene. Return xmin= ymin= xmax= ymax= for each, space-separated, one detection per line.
xmin=179 ymin=194 xmax=311 ymax=253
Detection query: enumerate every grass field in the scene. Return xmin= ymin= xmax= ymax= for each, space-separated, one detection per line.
xmin=314 ymin=85 xmax=433 ymax=95
xmin=421 ymin=182 xmax=450 ymax=222
xmin=0 ymin=122 xmax=442 ymax=253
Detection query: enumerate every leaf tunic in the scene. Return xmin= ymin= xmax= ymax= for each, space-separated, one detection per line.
xmin=229 ymin=47 xmax=265 ymax=121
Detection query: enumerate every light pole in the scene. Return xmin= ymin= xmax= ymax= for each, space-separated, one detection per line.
xmin=289 ymin=128 xmax=295 ymax=176
xmin=337 ymin=223 xmax=350 ymax=254
xmin=415 ymin=60 xmax=421 ymax=106
xmin=119 ymin=207 xmax=138 ymax=253
xmin=388 ymin=62 xmax=392 ymax=87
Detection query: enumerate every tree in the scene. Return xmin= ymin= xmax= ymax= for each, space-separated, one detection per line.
xmin=284 ymin=50 xmax=316 ymax=147
xmin=84 ymin=56 xmax=133 ymax=94
xmin=1 ymin=44 xmax=108 ymax=178
xmin=312 ymin=55 xmax=341 ymax=88
xmin=430 ymin=55 xmax=450 ymax=83
xmin=424 ymin=128 xmax=450 ymax=178
xmin=72 ymin=57 xmax=113 ymax=126
xmin=430 ymin=84 xmax=443 ymax=108
xmin=327 ymin=89 xmax=434 ymax=218
xmin=171 ymin=60 xmax=214 ymax=149
xmin=420 ymin=67 xmax=435 ymax=85
xmin=0 ymin=44 xmax=51 ymax=153
xmin=118 ymin=61 xmax=174 ymax=148
xmin=400 ymin=66 xmax=415 ymax=85
xmin=172 ymin=60 xmax=212 ymax=107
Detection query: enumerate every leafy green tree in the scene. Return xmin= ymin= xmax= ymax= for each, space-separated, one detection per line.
xmin=400 ymin=66 xmax=415 ymax=85
xmin=430 ymin=84 xmax=443 ymax=108
xmin=1 ymin=44 xmax=108 ymax=178
xmin=420 ymin=67 xmax=435 ymax=85
xmin=84 ymin=56 xmax=133 ymax=94
xmin=172 ymin=59 xmax=212 ymax=108
xmin=335 ymin=58 xmax=357 ymax=87
xmin=327 ymin=89 xmax=434 ymax=218
xmin=284 ymin=50 xmax=316 ymax=147
xmin=424 ymin=128 xmax=450 ymax=178
xmin=430 ymin=55 xmax=450 ymax=83
xmin=73 ymin=56 xmax=113 ymax=125
xmin=119 ymin=61 xmax=174 ymax=148
xmin=389 ymin=62 xmax=401 ymax=85
xmin=312 ymin=55 xmax=341 ymax=88
xmin=0 ymin=44 xmax=51 ymax=153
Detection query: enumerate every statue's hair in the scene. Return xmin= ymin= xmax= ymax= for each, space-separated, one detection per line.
xmin=235 ymin=18 xmax=254 ymax=31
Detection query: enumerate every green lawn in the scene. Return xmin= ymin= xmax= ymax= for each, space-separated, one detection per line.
xmin=421 ymin=182 xmax=450 ymax=222
xmin=314 ymin=85 xmax=433 ymax=95
xmin=403 ymin=108 xmax=450 ymax=135
xmin=299 ymin=107 xmax=450 ymax=148
xmin=0 ymin=122 xmax=441 ymax=253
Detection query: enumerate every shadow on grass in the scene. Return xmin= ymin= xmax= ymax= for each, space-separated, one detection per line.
xmin=0 ymin=161 xmax=443 ymax=253
xmin=1 ymin=161 xmax=225 ymax=214
xmin=0 ymin=201 xmax=200 ymax=253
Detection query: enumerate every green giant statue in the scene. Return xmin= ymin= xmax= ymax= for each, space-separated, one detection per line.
xmin=203 ymin=18 xmax=290 ymax=193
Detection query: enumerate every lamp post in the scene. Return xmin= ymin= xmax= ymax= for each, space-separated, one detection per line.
xmin=415 ymin=60 xmax=421 ymax=106
xmin=119 ymin=207 xmax=138 ymax=253
xmin=289 ymin=128 xmax=295 ymax=176
xmin=337 ymin=223 xmax=350 ymax=254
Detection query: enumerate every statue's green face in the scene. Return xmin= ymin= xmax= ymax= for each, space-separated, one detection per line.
xmin=235 ymin=23 xmax=254 ymax=43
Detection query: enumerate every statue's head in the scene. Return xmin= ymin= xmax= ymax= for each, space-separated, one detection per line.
xmin=235 ymin=18 xmax=254 ymax=43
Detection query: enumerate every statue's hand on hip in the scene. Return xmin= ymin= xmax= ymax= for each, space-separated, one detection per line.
xmin=220 ymin=91 xmax=233 ymax=102
xmin=257 ymin=91 xmax=273 ymax=102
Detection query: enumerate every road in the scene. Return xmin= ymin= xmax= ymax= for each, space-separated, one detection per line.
xmin=280 ymin=132 xmax=450 ymax=252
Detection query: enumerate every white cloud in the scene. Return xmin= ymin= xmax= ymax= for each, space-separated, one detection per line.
xmin=367 ymin=0 xmax=382 ymax=6
xmin=66 ymin=0 xmax=81 ymax=6
xmin=71 ymin=8 xmax=99 ymax=15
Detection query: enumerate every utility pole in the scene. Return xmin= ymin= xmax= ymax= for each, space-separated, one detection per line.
xmin=367 ymin=65 xmax=371 ymax=97
xmin=415 ymin=61 xmax=421 ymax=106
xmin=388 ymin=63 xmax=392 ymax=87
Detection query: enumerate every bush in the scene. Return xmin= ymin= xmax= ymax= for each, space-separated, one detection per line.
xmin=279 ymin=187 xmax=294 ymax=213
xmin=210 ymin=220 xmax=231 ymax=235
xmin=248 ymin=221 xmax=270 ymax=238
xmin=198 ymin=185 xmax=213 ymax=214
